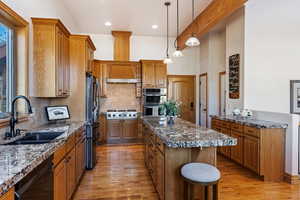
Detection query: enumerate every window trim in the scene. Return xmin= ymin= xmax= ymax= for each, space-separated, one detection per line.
xmin=0 ymin=2 xmax=29 ymax=122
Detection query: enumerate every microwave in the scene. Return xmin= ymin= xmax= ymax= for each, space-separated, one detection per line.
xmin=143 ymin=88 xmax=167 ymax=105
xmin=143 ymin=88 xmax=167 ymax=96
xmin=144 ymin=95 xmax=167 ymax=105
xmin=144 ymin=106 xmax=164 ymax=117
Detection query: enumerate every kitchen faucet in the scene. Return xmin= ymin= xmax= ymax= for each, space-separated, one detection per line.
xmin=5 ymin=95 xmax=33 ymax=139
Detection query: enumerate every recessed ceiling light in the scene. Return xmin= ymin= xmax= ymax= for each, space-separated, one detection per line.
xmin=152 ymin=24 xmax=158 ymax=29
xmin=105 ymin=21 xmax=112 ymax=26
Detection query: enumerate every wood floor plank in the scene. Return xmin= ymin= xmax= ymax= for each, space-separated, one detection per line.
xmin=73 ymin=145 xmax=300 ymax=200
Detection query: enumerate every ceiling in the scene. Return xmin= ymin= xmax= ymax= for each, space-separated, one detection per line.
xmin=61 ymin=0 xmax=213 ymax=37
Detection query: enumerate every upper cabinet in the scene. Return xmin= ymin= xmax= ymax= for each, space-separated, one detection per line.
xmin=141 ymin=60 xmax=167 ymax=88
xmin=32 ymin=18 xmax=70 ymax=97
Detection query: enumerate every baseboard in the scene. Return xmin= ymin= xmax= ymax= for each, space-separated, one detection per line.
xmin=284 ymin=173 xmax=300 ymax=184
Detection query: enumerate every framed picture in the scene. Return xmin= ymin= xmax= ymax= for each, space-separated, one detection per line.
xmin=229 ymin=54 xmax=240 ymax=99
xmin=45 ymin=105 xmax=70 ymax=121
xmin=290 ymin=80 xmax=300 ymax=114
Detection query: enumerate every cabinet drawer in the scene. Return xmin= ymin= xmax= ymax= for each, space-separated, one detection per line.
xmin=221 ymin=121 xmax=231 ymax=129
xmin=156 ymin=137 xmax=164 ymax=154
xmin=66 ymin=134 xmax=76 ymax=153
xmin=244 ymin=126 xmax=260 ymax=138
xmin=231 ymin=123 xmax=244 ymax=133
xmin=53 ymin=144 xmax=66 ymax=166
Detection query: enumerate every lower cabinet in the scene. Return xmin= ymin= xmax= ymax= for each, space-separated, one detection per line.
xmin=0 ymin=188 xmax=14 ymax=200
xmin=244 ymin=135 xmax=260 ymax=173
xmin=54 ymin=159 xmax=67 ymax=200
xmin=156 ymin=150 xmax=165 ymax=200
xmin=66 ymin=148 xmax=76 ymax=200
xmin=53 ymin=128 xmax=86 ymax=200
xmin=220 ymin=128 xmax=231 ymax=158
xmin=230 ymin=131 xmax=244 ymax=165
xmin=107 ymin=119 xmax=140 ymax=143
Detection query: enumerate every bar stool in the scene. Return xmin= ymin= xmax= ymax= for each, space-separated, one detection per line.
xmin=181 ymin=162 xmax=221 ymax=200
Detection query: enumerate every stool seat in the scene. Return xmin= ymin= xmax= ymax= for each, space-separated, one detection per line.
xmin=181 ymin=162 xmax=221 ymax=183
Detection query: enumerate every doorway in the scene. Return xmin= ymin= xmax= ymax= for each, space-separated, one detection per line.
xmin=219 ymin=71 xmax=226 ymax=115
xmin=167 ymin=75 xmax=196 ymax=123
xmin=199 ymin=73 xmax=208 ymax=127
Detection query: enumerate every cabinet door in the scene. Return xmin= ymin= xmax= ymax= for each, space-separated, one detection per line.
xmin=66 ymin=148 xmax=76 ymax=200
xmin=99 ymin=114 xmax=107 ymax=143
xmin=142 ymin=62 xmax=156 ymax=88
xmin=76 ymin=137 xmax=85 ymax=184
xmin=86 ymin=45 xmax=94 ymax=73
xmin=54 ymin=159 xmax=67 ymax=200
xmin=244 ymin=135 xmax=260 ymax=173
xmin=63 ymin=33 xmax=70 ymax=96
xmin=100 ymin=63 xmax=108 ymax=97
xmin=107 ymin=120 xmax=122 ymax=142
xmin=56 ymin=27 xmax=64 ymax=97
xmin=123 ymin=119 xmax=138 ymax=139
xmin=156 ymin=150 xmax=165 ymax=200
xmin=231 ymin=131 xmax=244 ymax=165
xmin=155 ymin=63 xmax=167 ymax=88
xmin=220 ymin=128 xmax=231 ymax=157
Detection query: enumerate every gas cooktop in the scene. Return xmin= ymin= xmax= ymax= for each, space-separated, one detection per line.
xmin=106 ymin=109 xmax=138 ymax=120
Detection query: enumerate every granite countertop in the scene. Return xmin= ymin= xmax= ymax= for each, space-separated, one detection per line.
xmin=142 ymin=117 xmax=237 ymax=148
xmin=0 ymin=121 xmax=85 ymax=195
xmin=211 ymin=115 xmax=288 ymax=129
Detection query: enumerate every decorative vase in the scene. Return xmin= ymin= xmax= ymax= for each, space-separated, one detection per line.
xmin=167 ymin=116 xmax=175 ymax=125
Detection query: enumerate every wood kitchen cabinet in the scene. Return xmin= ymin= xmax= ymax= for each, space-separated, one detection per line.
xmin=141 ymin=60 xmax=167 ymax=88
xmin=156 ymin=150 xmax=165 ymax=200
xmin=54 ymin=158 xmax=67 ymax=200
xmin=244 ymin=135 xmax=260 ymax=174
xmin=32 ymin=18 xmax=70 ymax=97
xmin=107 ymin=119 xmax=140 ymax=144
xmin=53 ymin=127 xmax=86 ymax=200
xmin=0 ymin=188 xmax=14 ymax=200
xmin=211 ymin=117 xmax=285 ymax=182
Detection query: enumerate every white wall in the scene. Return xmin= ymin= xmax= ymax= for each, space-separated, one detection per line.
xmin=0 ymin=0 xmax=78 ymax=127
xmin=244 ymin=0 xmax=300 ymax=114
xmin=225 ymin=7 xmax=245 ymax=114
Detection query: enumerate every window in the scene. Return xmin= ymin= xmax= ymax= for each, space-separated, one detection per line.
xmin=0 ymin=23 xmax=14 ymax=114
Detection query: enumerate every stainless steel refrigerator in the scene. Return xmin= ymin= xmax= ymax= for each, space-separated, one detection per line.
xmin=86 ymin=73 xmax=100 ymax=170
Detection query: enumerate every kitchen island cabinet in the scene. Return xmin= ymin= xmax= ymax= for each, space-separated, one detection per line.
xmin=211 ymin=115 xmax=287 ymax=182
xmin=142 ymin=117 xmax=236 ymax=200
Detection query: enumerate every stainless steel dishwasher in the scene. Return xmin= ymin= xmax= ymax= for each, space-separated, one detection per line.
xmin=15 ymin=156 xmax=54 ymax=200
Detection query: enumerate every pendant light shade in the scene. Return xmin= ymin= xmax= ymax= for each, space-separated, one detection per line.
xmin=185 ymin=0 xmax=200 ymax=47
xmin=164 ymin=2 xmax=173 ymax=64
xmin=185 ymin=34 xmax=200 ymax=47
xmin=173 ymin=0 xmax=183 ymax=57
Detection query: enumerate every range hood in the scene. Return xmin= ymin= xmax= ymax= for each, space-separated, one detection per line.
xmin=106 ymin=78 xmax=139 ymax=83
xmin=105 ymin=31 xmax=140 ymax=84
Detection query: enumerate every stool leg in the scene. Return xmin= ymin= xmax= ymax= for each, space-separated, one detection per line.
xmin=213 ymin=184 xmax=219 ymax=200
xmin=204 ymin=186 xmax=209 ymax=200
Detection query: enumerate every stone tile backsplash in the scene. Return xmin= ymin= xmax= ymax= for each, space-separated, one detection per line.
xmin=100 ymin=84 xmax=141 ymax=112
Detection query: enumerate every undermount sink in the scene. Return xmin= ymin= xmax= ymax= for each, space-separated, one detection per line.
xmin=5 ymin=131 xmax=65 ymax=145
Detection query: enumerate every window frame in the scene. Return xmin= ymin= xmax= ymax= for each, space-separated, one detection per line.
xmin=0 ymin=1 xmax=29 ymax=126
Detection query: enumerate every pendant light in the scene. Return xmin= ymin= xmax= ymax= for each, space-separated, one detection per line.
xmin=173 ymin=0 xmax=183 ymax=57
xmin=185 ymin=0 xmax=200 ymax=47
xmin=164 ymin=2 xmax=173 ymax=64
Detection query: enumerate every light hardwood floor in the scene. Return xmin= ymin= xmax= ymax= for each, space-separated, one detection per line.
xmin=73 ymin=145 xmax=300 ymax=200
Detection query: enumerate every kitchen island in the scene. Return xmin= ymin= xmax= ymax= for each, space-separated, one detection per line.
xmin=142 ymin=117 xmax=237 ymax=200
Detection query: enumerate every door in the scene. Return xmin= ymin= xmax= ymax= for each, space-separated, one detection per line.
xmin=155 ymin=63 xmax=167 ymax=88
xmin=107 ymin=120 xmax=122 ymax=142
xmin=231 ymin=131 xmax=244 ymax=165
xmin=167 ymin=75 xmax=196 ymax=123
xmin=142 ymin=62 xmax=156 ymax=88
xmin=54 ymin=159 xmax=67 ymax=200
xmin=244 ymin=135 xmax=260 ymax=173
xmin=219 ymin=71 xmax=226 ymax=115
xmin=199 ymin=73 xmax=208 ymax=127
xmin=123 ymin=119 xmax=138 ymax=139
xmin=66 ymin=148 xmax=76 ymax=200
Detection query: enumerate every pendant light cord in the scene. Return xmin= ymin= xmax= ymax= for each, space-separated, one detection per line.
xmin=174 ymin=0 xmax=179 ymax=50
xmin=166 ymin=2 xmax=169 ymax=57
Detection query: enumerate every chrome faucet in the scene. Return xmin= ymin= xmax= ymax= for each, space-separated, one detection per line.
xmin=5 ymin=95 xmax=33 ymax=139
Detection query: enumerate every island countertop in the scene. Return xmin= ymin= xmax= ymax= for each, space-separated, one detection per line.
xmin=0 ymin=121 xmax=85 ymax=195
xmin=211 ymin=115 xmax=288 ymax=129
xmin=142 ymin=117 xmax=237 ymax=148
